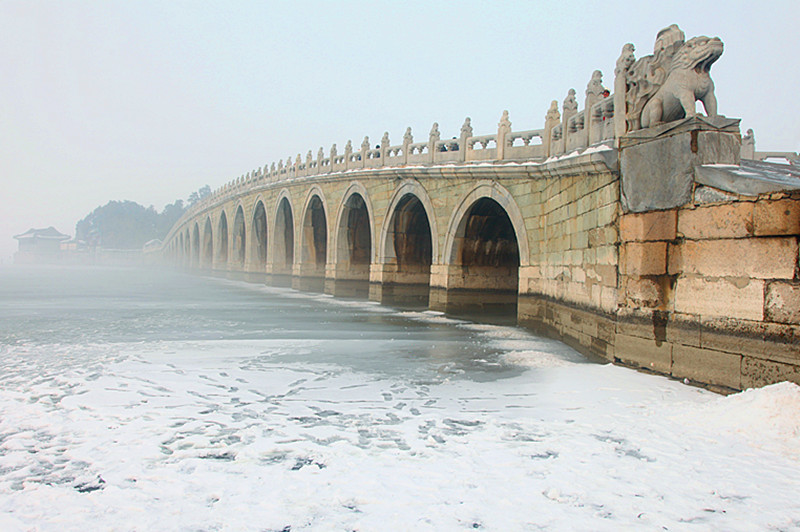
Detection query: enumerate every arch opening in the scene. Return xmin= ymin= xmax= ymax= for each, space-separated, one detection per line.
xmin=216 ymin=211 xmax=229 ymax=265
xmin=202 ymin=218 xmax=213 ymax=267
xmin=381 ymin=193 xmax=433 ymax=306
xmin=445 ymin=197 xmax=520 ymax=319
xmin=191 ymin=223 xmax=200 ymax=267
xmin=232 ymin=206 xmax=246 ymax=266
xmin=332 ymin=192 xmax=371 ymax=297
xmin=274 ymin=197 xmax=294 ymax=279
xmin=252 ymin=201 xmax=268 ymax=268
xmin=302 ymin=195 xmax=328 ymax=277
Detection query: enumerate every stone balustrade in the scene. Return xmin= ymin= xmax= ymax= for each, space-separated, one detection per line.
xmin=176 ymin=68 xmax=622 ymax=232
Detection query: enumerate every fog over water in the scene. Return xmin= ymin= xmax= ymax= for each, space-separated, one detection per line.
xmin=1 ymin=266 xmax=799 ymax=530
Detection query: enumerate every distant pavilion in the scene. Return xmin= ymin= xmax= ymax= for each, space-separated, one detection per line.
xmin=13 ymin=227 xmax=71 ymax=264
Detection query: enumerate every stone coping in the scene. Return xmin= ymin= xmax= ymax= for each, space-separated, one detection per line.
xmin=696 ymin=159 xmax=800 ymax=196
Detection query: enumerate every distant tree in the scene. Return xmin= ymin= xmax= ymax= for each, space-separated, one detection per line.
xmin=76 ymin=198 xmax=188 ymax=250
xmin=187 ymin=185 xmax=212 ymax=206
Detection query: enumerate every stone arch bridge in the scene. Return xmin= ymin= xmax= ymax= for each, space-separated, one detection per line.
xmin=162 ymin=26 xmax=800 ymax=392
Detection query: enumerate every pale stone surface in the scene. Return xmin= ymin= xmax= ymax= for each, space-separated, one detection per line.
xmin=754 ymin=199 xmax=800 ymax=236
xmin=765 ymin=281 xmax=800 ymax=324
xmin=677 ymin=203 xmax=753 ymax=239
xmin=671 ymin=238 xmax=797 ymax=279
xmin=742 ymin=356 xmax=800 ymax=388
xmin=619 ymin=210 xmax=677 ymax=242
xmin=674 ymin=276 xmax=765 ymax=321
xmin=620 ymin=241 xmax=667 ymax=276
xmin=620 ymin=117 xmax=741 ymax=213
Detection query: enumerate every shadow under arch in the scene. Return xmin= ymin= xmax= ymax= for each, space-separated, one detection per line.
xmin=191 ymin=222 xmax=200 ymax=267
xmin=201 ymin=216 xmax=213 ymax=269
xmin=435 ymin=182 xmax=529 ymax=320
xmin=329 ymin=182 xmax=374 ymax=298
xmin=296 ymin=186 xmax=329 ymax=292
xmin=373 ymin=180 xmax=438 ymax=307
xmin=272 ymin=190 xmax=295 ymax=286
xmin=232 ymin=204 xmax=246 ymax=268
xmin=216 ymin=209 xmax=229 ymax=268
xmin=250 ymin=199 xmax=268 ymax=271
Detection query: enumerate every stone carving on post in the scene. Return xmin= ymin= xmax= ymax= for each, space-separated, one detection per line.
xmin=359 ymin=137 xmax=368 ymax=168
xmin=497 ymin=110 xmax=511 ymax=159
xmin=459 ymin=117 xmax=472 ymax=162
xmin=741 ymin=128 xmax=756 ymax=159
xmin=614 ymin=43 xmax=636 ymax=142
xmin=623 ymin=24 xmax=723 ymax=131
xmin=544 ymin=100 xmax=560 ymax=157
xmin=561 ymin=89 xmax=577 ymax=153
xmin=585 ymin=70 xmax=606 ymax=144
xmin=344 ymin=139 xmax=353 ymax=170
xmin=306 ymin=150 xmax=313 ymax=170
xmin=329 ymin=144 xmax=337 ymax=174
xmin=381 ymin=131 xmax=390 ymax=163
xmin=428 ymin=123 xmax=440 ymax=163
xmin=317 ymin=147 xmax=324 ymax=170
xmin=402 ymin=127 xmax=413 ymax=165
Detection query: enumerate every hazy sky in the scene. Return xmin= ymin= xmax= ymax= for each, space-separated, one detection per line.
xmin=2 ymin=0 xmax=798 ymax=263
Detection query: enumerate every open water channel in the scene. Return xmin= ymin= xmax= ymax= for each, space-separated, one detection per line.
xmin=0 ymin=266 xmax=798 ymax=530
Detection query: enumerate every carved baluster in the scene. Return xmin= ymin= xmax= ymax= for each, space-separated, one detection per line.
xmin=359 ymin=137 xmax=369 ymax=168
xmin=329 ymin=144 xmax=337 ymax=174
xmin=317 ymin=147 xmax=324 ymax=172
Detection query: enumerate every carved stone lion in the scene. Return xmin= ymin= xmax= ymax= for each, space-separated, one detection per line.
xmin=640 ymin=35 xmax=723 ymax=128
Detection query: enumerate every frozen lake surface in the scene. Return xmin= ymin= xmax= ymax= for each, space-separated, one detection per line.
xmin=0 ymin=266 xmax=798 ymax=531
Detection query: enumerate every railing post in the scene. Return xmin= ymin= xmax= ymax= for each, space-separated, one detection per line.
xmin=543 ymin=100 xmax=560 ymax=158
xmin=562 ymin=88 xmax=577 ymax=153
xmin=459 ymin=117 xmax=472 ymax=162
xmin=428 ymin=123 xmax=439 ymax=164
xmin=497 ymin=110 xmax=511 ymax=160
xmin=402 ymin=127 xmax=412 ymax=165
xmin=614 ymin=43 xmax=635 ymax=146
xmin=585 ymin=70 xmax=605 ymax=145
xmin=360 ymin=137 xmax=369 ymax=169
xmin=345 ymin=140 xmax=353 ymax=171
xmin=380 ymin=132 xmax=389 ymax=167
xmin=329 ymin=144 xmax=336 ymax=174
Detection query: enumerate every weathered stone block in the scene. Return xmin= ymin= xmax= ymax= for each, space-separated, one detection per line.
xmin=622 ymin=276 xmax=663 ymax=308
xmin=619 ymin=210 xmax=677 ymax=242
xmin=671 ymin=238 xmax=797 ymax=279
xmin=741 ymin=356 xmax=800 ymax=389
xmin=672 ymin=345 xmax=742 ymax=389
xmin=674 ymin=276 xmax=765 ymax=321
xmin=765 ymin=281 xmax=800 ymax=324
xmin=754 ymin=199 xmax=800 ymax=236
xmin=677 ymin=202 xmax=753 ymax=240
xmin=620 ymin=242 xmax=667 ymax=276
xmin=614 ymin=333 xmax=672 ymax=374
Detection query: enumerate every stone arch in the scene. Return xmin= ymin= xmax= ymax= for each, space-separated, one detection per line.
xmin=437 ymin=181 xmax=529 ymax=316
xmin=191 ymin=222 xmax=200 ymax=267
xmin=251 ymin=198 xmax=268 ymax=269
xmin=232 ymin=204 xmax=246 ymax=266
xmin=216 ymin=210 xmax=229 ymax=265
xmin=202 ymin=216 xmax=213 ymax=267
xmin=374 ymin=180 xmax=439 ymax=305
xmin=273 ymin=190 xmax=295 ymax=274
xmin=299 ymin=186 xmax=329 ymax=272
xmin=333 ymin=182 xmax=374 ymax=266
xmin=379 ymin=180 xmax=439 ymax=265
xmin=178 ymin=233 xmax=185 ymax=265
xmin=443 ymin=182 xmax=530 ymax=267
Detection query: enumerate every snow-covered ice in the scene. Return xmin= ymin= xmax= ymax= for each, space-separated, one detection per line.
xmin=0 ymin=267 xmax=798 ymax=531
